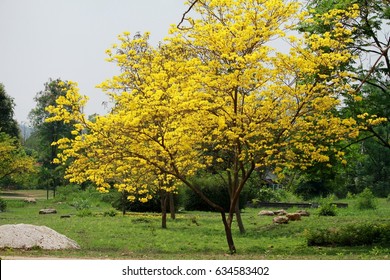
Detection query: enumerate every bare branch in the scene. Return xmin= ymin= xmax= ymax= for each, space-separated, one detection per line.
xmin=355 ymin=45 xmax=390 ymax=93
xmin=177 ymin=0 xmax=199 ymax=29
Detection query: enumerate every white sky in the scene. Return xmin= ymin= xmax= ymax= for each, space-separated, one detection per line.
xmin=0 ymin=0 xmax=185 ymax=124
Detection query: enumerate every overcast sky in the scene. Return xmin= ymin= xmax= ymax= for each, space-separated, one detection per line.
xmin=0 ymin=0 xmax=185 ymax=124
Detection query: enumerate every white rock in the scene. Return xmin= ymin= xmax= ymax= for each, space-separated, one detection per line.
xmin=23 ymin=198 xmax=36 ymax=203
xmin=39 ymin=208 xmax=57 ymax=214
xmin=0 ymin=224 xmax=80 ymax=250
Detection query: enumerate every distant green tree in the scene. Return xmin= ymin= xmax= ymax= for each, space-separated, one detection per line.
xmin=343 ymin=136 xmax=390 ymax=197
xmin=27 ymin=78 xmax=75 ymax=197
xmin=0 ymin=83 xmax=20 ymax=139
xmin=297 ymin=0 xmax=390 ymax=197
xmin=0 ymin=132 xmax=37 ymax=187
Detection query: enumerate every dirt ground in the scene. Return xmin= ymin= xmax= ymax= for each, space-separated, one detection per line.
xmin=1 ymin=256 xmax=71 ymax=260
xmin=0 ymin=189 xmax=48 ymax=200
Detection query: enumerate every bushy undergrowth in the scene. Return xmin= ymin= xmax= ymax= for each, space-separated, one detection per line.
xmin=75 ymin=208 xmax=93 ymax=217
xmin=103 ymin=209 xmax=117 ymax=217
xmin=55 ymin=185 xmax=106 ymax=207
xmin=356 ymin=188 xmax=377 ymax=210
xmin=183 ymin=175 xmax=248 ymax=211
xmin=55 ymin=185 xmax=108 ymax=216
xmin=317 ymin=195 xmax=337 ymax=216
xmin=306 ymin=223 xmax=390 ymax=247
xmin=54 ymin=184 xmax=85 ymax=202
xmin=70 ymin=198 xmax=91 ymax=210
xmin=0 ymin=198 xmax=7 ymax=212
xmin=252 ymin=188 xmax=283 ymax=202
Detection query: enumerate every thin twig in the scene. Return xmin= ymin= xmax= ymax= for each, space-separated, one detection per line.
xmin=177 ymin=0 xmax=199 ymax=29
xmin=355 ymin=45 xmax=390 ymax=93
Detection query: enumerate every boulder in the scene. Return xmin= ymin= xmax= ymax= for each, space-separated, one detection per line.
xmin=273 ymin=209 xmax=287 ymax=216
xmin=296 ymin=210 xmax=310 ymax=216
xmin=273 ymin=216 xmax=289 ymax=224
xmin=258 ymin=210 xmax=275 ymax=216
xmin=39 ymin=208 xmax=57 ymax=214
xmin=0 ymin=224 xmax=80 ymax=250
xmin=286 ymin=213 xmax=301 ymax=221
xmin=23 ymin=198 xmax=36 ymax=203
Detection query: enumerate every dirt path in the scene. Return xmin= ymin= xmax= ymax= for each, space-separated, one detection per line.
xmin=1 ymin=256 xmax=73 ymax=260
xmin=0 ymin=190 xmax=48 ymax=200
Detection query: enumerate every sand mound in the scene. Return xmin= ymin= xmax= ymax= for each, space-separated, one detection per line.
xmin=0 ymin=224 xmax=80 ymax=250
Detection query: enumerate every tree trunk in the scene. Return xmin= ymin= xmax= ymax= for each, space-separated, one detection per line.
xmin=169 ymin=192 xmax=176 ymax=220
xmin=235 ymin=201 xmax=245 ymax=234
xmin=160 ymin=191 xmax=168 ymax=229
xmin=180 ymin=176 xmax=237 ymax=253
xmin=121 ymin=191 xmax=127 ymax=216
xmin=221 ymin=211 xmax=236 ymax=254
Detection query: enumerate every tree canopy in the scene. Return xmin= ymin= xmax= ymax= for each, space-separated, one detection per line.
xmin=0 ymin=132 xmax=36 ymax=186
xmin=28 ymin=78 xmax=77 ymax=195
xmin=0 ymin=83 xmax=20 ymax=139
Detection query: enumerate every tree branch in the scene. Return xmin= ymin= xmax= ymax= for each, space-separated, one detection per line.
xmin=177 ymin=0 xmax=199 ymax=29
xmin=355 ymin=45 xmax=390 ymax=93
xmin=367 ymin=126 xmax=390 ymax=150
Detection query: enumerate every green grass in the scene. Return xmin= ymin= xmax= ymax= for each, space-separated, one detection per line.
xmin=1 ymin=190 xmax=390 ymax=259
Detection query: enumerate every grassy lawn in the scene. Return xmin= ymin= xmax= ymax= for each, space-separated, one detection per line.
xmin=1 ymin=190 xmax=390 ymax=259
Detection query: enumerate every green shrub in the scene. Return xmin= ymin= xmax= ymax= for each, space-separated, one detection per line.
xmin=306 ymin=223 xmax=390 ymax=246
xmin=294 ymin=179 xmax=332 ymax=200
xmin=75 ymin=208 xmax=93 ymax=217
xmin=0 ymin=198 xmax=7 ymax=212
xmin=56 ymin=185 xmax=103 ymax=204
xmin=183 ymin=175 xmax=247 ymax=212
xmin=103 ymin=209 xmax=117 ymax=217
xmin=318 ymin=195 xmax=337 ymax=216
xmin=318 ymin=204 xmax=337 ymax=216
xmin=250 ymin=188 xmax=298 ymax=206
xmin=356 ymin=188 xmax=377 ymax=210
xmin=70 ymin=198 xmax=91 ymax=210
xmin=346 ymin=192 xmax=355 ymax=199
xmin=254 ymin=188 xmax=282 ymax=202
xmin=55 ymin=184 xmax=82 ymax=202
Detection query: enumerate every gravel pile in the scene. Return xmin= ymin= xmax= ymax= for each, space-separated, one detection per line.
xmin=0 ymin=224 xmax=80 ymax=250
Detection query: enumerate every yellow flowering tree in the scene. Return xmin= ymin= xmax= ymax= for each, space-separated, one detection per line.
xmin=0 ymin=132 xmax=37 ymax=185
xmin=46 ymin=38 xmax=194 ymax=228
xmin=47 ymin=0 xmax=366 ymax=253
xmin=165 ymin=0 xmax=360 ymax=252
